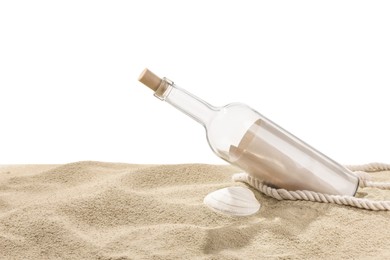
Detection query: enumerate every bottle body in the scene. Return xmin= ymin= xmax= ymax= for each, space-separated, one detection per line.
xmin=216 ymin=105 xmax=359 ymax=195
xmin=144 ymin=74 xmax=359 ymax=196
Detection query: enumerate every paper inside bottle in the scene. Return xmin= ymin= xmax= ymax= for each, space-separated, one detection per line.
xmin=229 ymin=119 xmax=358 ymax=195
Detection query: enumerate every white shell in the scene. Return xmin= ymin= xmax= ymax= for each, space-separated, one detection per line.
xmin=203 ymin=186 xmax=260 ymax=216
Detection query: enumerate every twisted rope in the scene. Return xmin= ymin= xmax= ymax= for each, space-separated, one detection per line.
xmin=232 ymin=163 xmax=390 ymax=211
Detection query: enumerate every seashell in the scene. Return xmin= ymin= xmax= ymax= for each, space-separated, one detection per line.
xmin=203 ymin=186 xmax=260 ymax=216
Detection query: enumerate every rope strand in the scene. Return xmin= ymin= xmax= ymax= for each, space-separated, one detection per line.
xmin=232 ymin=163 xmax=390 ymax=211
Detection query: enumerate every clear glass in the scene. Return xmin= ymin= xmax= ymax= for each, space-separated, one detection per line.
xmin=158 ymin=80 xmax=359 ymax=196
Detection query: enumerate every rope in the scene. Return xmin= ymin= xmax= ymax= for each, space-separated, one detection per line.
xmin=232 ymin=163 xmax=390 ymax=211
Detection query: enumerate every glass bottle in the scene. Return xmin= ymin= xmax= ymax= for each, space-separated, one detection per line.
xmin=138 ymin=69 xmax=359 ymax=196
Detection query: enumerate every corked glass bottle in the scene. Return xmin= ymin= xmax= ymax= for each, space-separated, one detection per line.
xmin=138 ymin=69 xmax=359 ymax=196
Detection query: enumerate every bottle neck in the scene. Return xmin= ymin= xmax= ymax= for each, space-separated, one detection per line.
xmin=155 ymin=78 xmax=217 ymax=127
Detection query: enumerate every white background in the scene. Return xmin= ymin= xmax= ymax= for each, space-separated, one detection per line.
xmin=0 ymin=1 xmax=389 ymax=165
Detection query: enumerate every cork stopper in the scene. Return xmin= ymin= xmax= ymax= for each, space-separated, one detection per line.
xmin=138 ymin=68 xmax=162 ymax=92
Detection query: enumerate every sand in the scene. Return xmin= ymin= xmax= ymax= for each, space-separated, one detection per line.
xmin=0 ymin=161 xmax=390 ymax=259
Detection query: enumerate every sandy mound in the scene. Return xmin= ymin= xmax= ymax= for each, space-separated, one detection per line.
xmin=1 ymin=161 xmax=390 ymax=259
